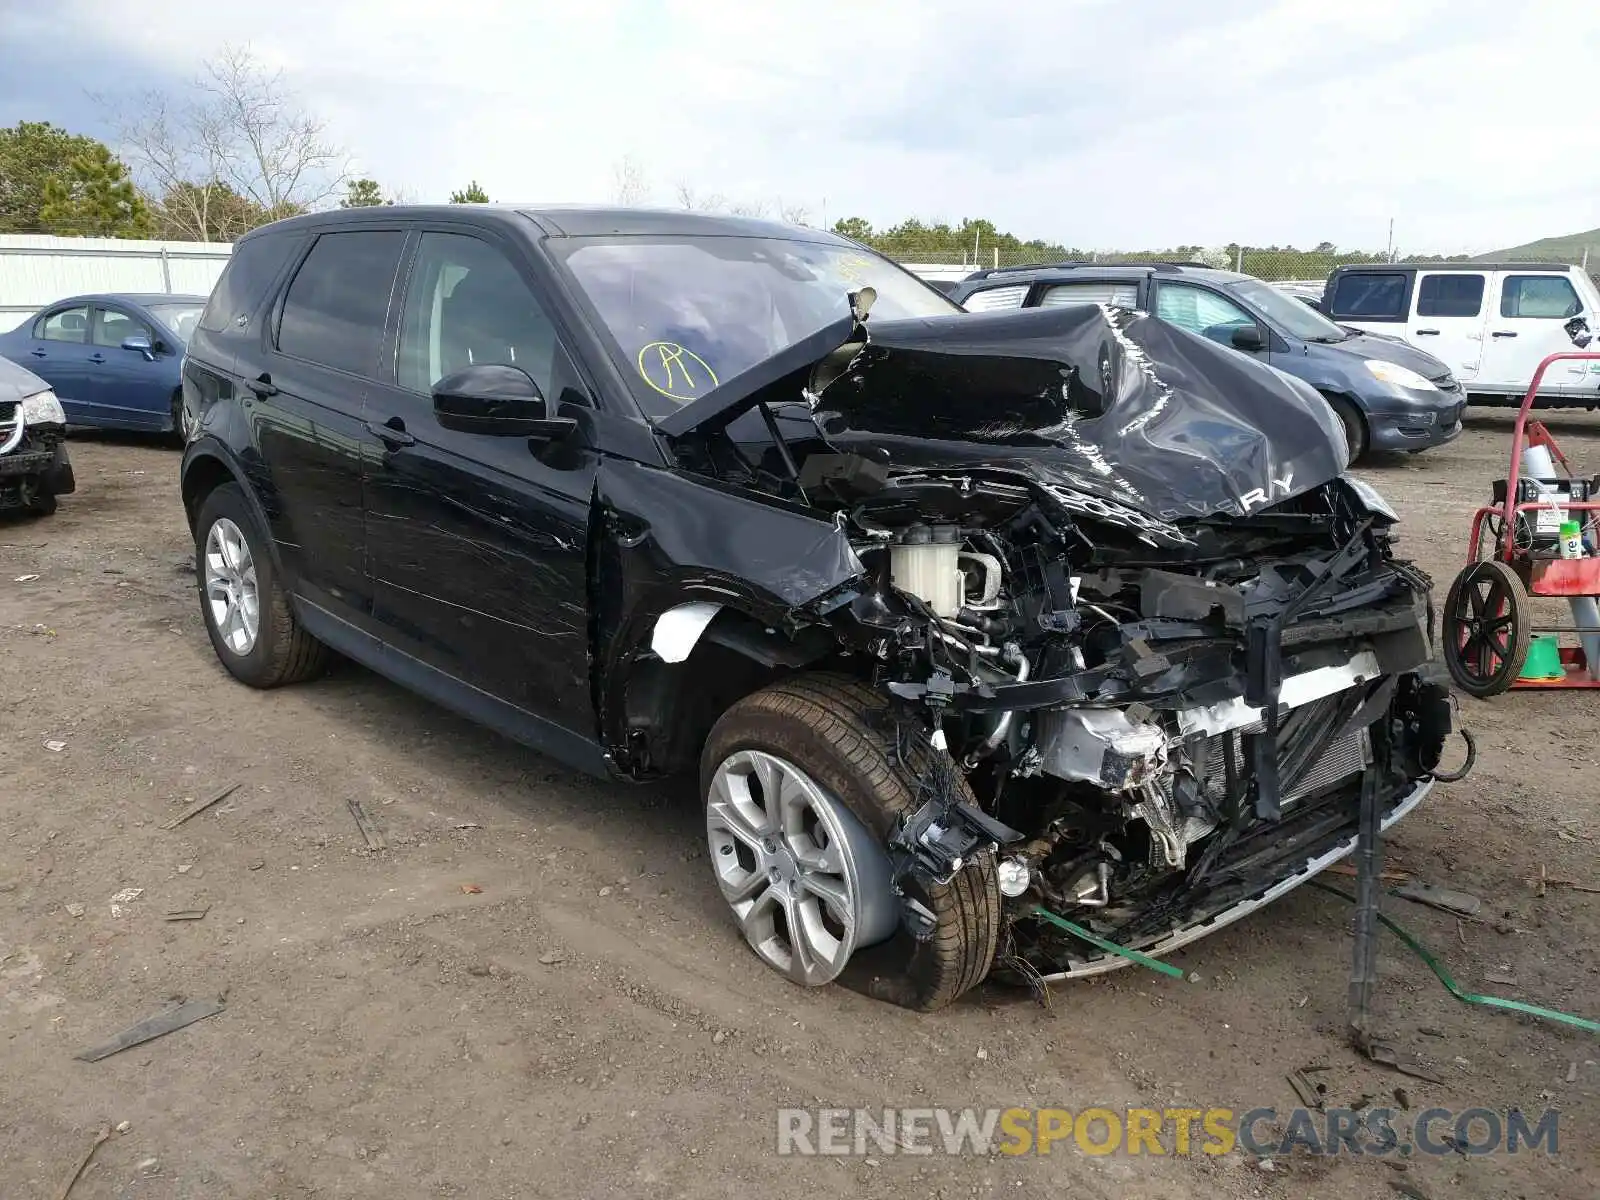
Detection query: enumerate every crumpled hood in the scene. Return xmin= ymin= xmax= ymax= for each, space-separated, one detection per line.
xmin=0 ymin=354 xmax=50 ymax=403
xmin=658 ymin=303 xmax=1349 ymax=529
xmin=812 ymin=305 xmax=1348 ymax=526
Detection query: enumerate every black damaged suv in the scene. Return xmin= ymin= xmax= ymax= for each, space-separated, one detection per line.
xmin=180 ymin=207 xmax=1454 ymax=1010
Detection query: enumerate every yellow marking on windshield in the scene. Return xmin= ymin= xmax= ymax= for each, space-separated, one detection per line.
xmin=637 ymin=341 xmax=719 ymax=402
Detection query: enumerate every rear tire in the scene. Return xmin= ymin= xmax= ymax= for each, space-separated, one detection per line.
xmin=195 ymin=483 xmax=330 ymax=688
xmin=24 ymin=489 xmax=56 ymax=518
xmin=169 ymin=389 xmax=189 ymax=445
xmin=702 ymin=673 xmax=1001 ymax=1011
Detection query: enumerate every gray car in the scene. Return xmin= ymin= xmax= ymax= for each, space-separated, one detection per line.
xmin=0 ymin=355 xmax=74 ymax=517
xmin=951 ymin=263 xmax=1465 ymax=461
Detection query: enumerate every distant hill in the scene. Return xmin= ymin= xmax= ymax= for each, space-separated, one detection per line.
xmin=1475 ymin=227 xmax=1600 ymax=263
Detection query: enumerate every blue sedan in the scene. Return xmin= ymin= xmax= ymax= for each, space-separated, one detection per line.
xmin=0 ymin=293 xmax=208 ymax=434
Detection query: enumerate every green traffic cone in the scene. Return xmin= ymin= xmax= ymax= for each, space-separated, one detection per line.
xmin=1521 ymin=635 xmax=1565 ymax=681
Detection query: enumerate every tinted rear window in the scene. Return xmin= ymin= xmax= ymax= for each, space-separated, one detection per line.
xmin=199 ymin=235 xmax=291 ymax=334
xmin=1416 ymin=273 xmax=1484 ymax=318
xmin=1329 ymin=272 xmax=1408 ymax=320
xmin=276 ymin=231 xmax=405 ymax=377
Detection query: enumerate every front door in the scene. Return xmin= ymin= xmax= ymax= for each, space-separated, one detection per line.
xmin=1410 ymin=271 xmax=1485 ymax=382
xmin=1481 ymin=272 xmax=1593 ymax=396
xmin=1153 ymin=281 xmax=1267 ymax=358
xmin=363 ymin=229 xmax=599 ymax=732
xmin=82 ymin=305 xmax=171 ymax=428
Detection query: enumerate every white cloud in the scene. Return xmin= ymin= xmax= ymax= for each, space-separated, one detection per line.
xmin=5 ymin=0 xmax=1597 ymax=251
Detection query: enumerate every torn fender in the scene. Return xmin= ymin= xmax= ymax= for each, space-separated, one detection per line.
xmin=592 ymin=457 xmax=865 ymax=753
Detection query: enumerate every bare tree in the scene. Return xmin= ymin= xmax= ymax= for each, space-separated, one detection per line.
xmin=778 ymin=200 xmax=810 ymax=226
xmin=611 ymin=155 xmax=651 ymax=206
xmin=106 ymin=44 xmax=349 ymax=240
xmin=674 ymin=182 xmax=725 ymax=211
xmin=726 ymin=198 xmax=769 ymax=218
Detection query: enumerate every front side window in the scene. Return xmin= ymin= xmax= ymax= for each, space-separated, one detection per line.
xmin=1155 ymin=283 xmax=1255 ymax=344
xmin=37 ymin=305 xmax=89 ymax=342
xmin=397 ymin=233 xmax=559 ymax=397
xmin=1039 ymin=281 xmax=1139 ymax=307
xmin=1329 ymin=272 xmax=1407 ymax=320
xmin=277 ymin=231 xmax=405 ymax=377
xmin=93 ymin=308 xmax=152 ymax=348
xmin=556 ymin=234 xmax=958 ymax=417
xmin=1417 ymin=273 xmax=1484 ymax=318
xmin=1500 ymin=274 xmax=1581 ymax=319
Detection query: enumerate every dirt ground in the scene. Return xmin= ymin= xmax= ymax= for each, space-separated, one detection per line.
xmin=1 ymin=415 xmax=1596 ymax=1199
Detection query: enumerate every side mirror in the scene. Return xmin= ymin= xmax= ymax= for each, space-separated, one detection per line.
xmin=122 ymin=334 xmax=156 ymax=361
xmin=1565 ymin=315 xmax=1592 ymax=349
xmin=431 ymin=363 xmax=576 ymax=440
xmin=1230 ymin=325 xmax=1266 ymax=352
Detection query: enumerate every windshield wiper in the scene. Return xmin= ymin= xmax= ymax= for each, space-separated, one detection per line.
xmin=1305 ymin=334 xmax=1348 ymax=344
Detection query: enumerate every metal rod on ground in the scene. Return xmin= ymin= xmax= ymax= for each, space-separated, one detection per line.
xmin=1347 ymin=765 xmax=1383 ymax=1052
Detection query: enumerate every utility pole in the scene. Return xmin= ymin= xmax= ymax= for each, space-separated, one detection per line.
xmin=1386 ymin=218 xmax=1395 ymax=263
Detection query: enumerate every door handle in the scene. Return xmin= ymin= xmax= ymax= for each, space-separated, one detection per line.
xmin=1415 ymin=328 xmax=1440 ymax=335
xmin=87 ymin=353 xmax=106 ymax=364
xmin=1491 ymin=330 xmax=1518 ymax=338
xmin=367 ymin=417 xmax=415 ymax=448
xmin=247 ymin=374 xmax=278 ymax=398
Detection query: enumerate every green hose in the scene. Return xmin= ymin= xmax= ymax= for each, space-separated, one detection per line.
xmin=1031 ymin=890 xmax=1599 ymax=1036
xmin=1309 ymin=881 xmax=1600 ymax=1036
xmin=1029 ymin=905 xmax=1188 ymax=979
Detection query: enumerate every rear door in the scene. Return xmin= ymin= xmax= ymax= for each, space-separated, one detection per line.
xmin=254 ymin=228 xmax=406 ymax=618
xmin=1410 ymin=271 xmax=1486 ymax=382
xmin=20 ymin=304 xmax=94 ymax=418
xmin=83 ymin=304 xmax=170 ymax=428
xmin=361 ymin=227 xmax=600 ymax=732
xmin=1481 ymin=272 xmax=1593 ymax=395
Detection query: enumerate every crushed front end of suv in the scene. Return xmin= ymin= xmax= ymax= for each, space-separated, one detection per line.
xmin=179 ymin=210 xmax=1456 ymax=1011
xmin=644 ymin=298 xmax=1453 ymax=1007
xmin=0 ymin=355 xmax=73 ymax=517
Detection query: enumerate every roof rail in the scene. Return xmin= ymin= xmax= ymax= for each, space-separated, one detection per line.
xmin=962 ymin=261 xmax=1086 ymax=280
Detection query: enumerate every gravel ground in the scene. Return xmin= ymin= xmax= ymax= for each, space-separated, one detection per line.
xmin=1 ymin=414 xmax=1596 ymax=1199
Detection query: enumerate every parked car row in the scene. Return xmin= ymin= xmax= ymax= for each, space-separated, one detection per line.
xmin=951 ymin=262 xmax=1465 ymax=462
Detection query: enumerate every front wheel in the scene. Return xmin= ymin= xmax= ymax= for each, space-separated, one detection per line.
xmin=701 ymin=674 xmax=1001 ymax=1011
xmin=1327 ymin=395 xmax=1369 ymax=464
xmin=195 ymin=483 xmax=330 ymax=688
xmin=1443 ymin=560 xmax=1530 ymax=697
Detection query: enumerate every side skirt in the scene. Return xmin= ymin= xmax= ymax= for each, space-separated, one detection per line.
xmin=294 ymin=597 xmax=614 ymax=780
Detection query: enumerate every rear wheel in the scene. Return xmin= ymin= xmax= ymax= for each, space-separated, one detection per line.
xmin=702 ymin=674 xmax=1001 ymax=1011
xmin=169 ymin=389 xmax=189 ymax=444
xmin=1443 ymin=560 xmax=1530 ymax=697
xmin=195 ymin=483 xmax=330 ymax=688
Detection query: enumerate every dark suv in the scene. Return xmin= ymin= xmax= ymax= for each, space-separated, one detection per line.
xmin=951 ymin=263 xmax=1465 ymax=461
xmin=179 ymin=208 xmax=1453 ymax=1010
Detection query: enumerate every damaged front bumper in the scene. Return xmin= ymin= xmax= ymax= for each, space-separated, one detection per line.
xmin=1033 ymin=774 xmax=1432 ymax=980
xmin=0 ymin=419 xmax=73 ymax=510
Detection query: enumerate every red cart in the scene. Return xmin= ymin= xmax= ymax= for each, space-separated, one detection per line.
xmin=1444 ymin=350 xmax=1600 ymax=696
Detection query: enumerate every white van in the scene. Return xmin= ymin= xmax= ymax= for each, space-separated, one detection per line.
xmin=1322 ymin=263 xmax=1600 ymax=405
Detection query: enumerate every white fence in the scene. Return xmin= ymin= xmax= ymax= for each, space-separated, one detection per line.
xmin=0 ymin=236 xmax=232 ymax=323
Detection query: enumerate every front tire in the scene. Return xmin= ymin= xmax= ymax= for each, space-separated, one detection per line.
xmin=702 ymin=674 xmax=1001 ymax=1011
xmin=195 ymin=483 xmax=329 ymax=688
xmin=1327 ymin=395 xmax=1369 ymax=464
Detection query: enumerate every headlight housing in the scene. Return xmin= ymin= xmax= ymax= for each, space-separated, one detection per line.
xmin=20 ymin=389 xmax=66 ymax=426
xmin=1365 ymin=360 xmax=1437 ymax=392
xmin=1343 ymin=473 xmax=1398 ymax=522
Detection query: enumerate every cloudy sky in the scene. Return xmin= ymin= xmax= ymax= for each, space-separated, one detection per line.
xmin=2 ymin=0 xmax=1594 ymax=253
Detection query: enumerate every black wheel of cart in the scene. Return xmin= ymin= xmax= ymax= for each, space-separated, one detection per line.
xmin=1443 ymin=560 xmax=1531 ymax=697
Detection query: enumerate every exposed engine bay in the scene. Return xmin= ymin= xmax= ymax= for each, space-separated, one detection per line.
xmin=639 ymin=300 xmax=1458 ymax=984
